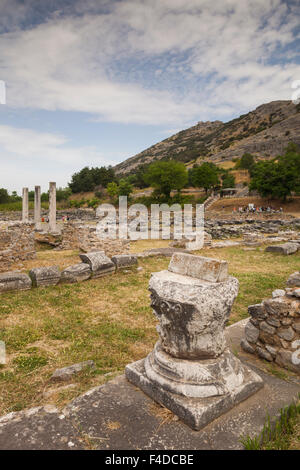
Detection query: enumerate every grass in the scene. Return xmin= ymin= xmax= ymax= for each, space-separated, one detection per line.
xmin=241 ymin=398 xmax=300 ymax=450
xmin=0 ymin=243 xmax=299 ymax=415
xmin=0 ymin=201 xmax=49 ymax=211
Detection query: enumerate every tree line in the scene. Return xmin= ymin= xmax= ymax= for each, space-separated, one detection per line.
xmin=1 ymin=142 xmax=298 ymax=207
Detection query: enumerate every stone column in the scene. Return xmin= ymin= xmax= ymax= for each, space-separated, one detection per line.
xmin=34 ymin=185 xmax=42 ymax=230
xmin=126 ymin=253 xmax=263 ymax=430
xmin=22 ymin=187 xmax=29 ymax=223
xmin=48 ymin=182 xmax=57 ymax=233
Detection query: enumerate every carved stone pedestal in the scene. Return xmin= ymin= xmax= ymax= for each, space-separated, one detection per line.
xmin=126 ymin=254 xmax=263 ymax=430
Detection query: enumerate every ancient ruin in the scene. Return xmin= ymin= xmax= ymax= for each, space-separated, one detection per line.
xmin=126 ymin=253 xmax=263 ymax=430
xmin=0 ymin=222 xmax=36 ymax=272
xmin=241 ymin=272 xmax=300 ymax=374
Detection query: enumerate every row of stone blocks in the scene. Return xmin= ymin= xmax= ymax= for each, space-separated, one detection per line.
xmin=241 ymin=272 xmax=300 ymax=374
xmin=0 ymin=252 xmax=138 ymax=293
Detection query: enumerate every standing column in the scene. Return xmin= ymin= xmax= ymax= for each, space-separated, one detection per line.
xmin=34 ymin=185 xmax=42 ymax=230
xmin=22 ymin=187 xmax=29 ymax=223
xmin=48 ymin=182 xmax=57 ymax=232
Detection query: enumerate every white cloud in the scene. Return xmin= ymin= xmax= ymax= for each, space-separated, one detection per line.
xmin=0 ymin=125 xmax=118 ymax=193
xmin=0 ymin=0 xmax=299 ymax=126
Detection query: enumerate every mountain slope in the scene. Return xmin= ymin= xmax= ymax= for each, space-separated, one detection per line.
xmin=115 ymin=100 xmax=300 ymax=175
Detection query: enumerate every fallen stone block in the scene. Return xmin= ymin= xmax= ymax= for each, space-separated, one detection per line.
xmin=111 ymin=254 xmax=138 ymax=269
xmin=286 ymin=272 xmax=300 ymax=287
xmin=0 ymin=271 xmax=32 ymax=293
xmin=50 ymin=360 xmax=95 ymax=382
xmin=61 ymin=263 xmax=91 ymax=283
xmin=142 ymin=247 xmax=190 ymax=258
xmin=272 ymin=289 xmax=285 ymax=298
xmin=29 ymin=266 xmax=61 ymax=287
xmin=168 ymin=253 xmax=228 ymax=282
xmin=265 ymin=243 xmax=298 ymax=255
xmin=79 ymin=251 xmax=115 ymax=278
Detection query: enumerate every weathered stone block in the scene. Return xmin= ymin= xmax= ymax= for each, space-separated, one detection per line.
xmin=263 ymin=299 xmax=289 ymax=316
xmin=29 ymin=266 xmax=61 ymax=287
xmin=0 ymin=271 xmax=32 ymax=293
xmin=265 ymin=344 xmax=278 ymax=357
xmin=240 ymin=338 xmax=255 ymax=354
xmin=287 ymin=272 xmax=300 ymax=287
xmin=245 ymin=321 xmax=259 ymax=344
xmin=265 ymin=243 xmax=298 ymax=255
xmin=79 ymin=251 xmax=115 ymax=278
xmin=275 ymin=349 xmax=300 ymax=374
xmin=111 ymin=254 xmax=138 ymax=269
xmin=61 ymin=263 xmax=91 ymax=284
xmin=248 ymin=303 xmax=267 ymax=320
xmin=259 ymin=330 xmax=281 ymax=347
xmin=277 ymin=327 xmax=295 ymax=342
xmin=293 ymin=319 xmax=300 ymax=333
xmin=272 ymin=289 xmax=285 ymax=298
xmin=266 ymin=317 xmax=281 ymax=328
xmin=50 ymin=360 xmax=95 ymax=382
xmin=260 ymin=321 xmax=276 ymax=335
xmin=149 ymin=269 xmax=238 ymax=359
xmin=126 ymin=358 xmax=263 ymax=431
xmin=168 ymin=253 xmax=228 ymax=283
xmin=256 ymin=346 xmax=273 ymax=362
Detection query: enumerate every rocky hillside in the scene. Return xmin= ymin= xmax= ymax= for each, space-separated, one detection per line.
xmin=115 ymin=100 xmax=300 ymax=175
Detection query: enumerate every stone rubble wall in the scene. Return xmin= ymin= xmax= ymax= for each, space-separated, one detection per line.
xmin=60 ymin=222 xmax=130 ymax=257
xmin=241 ymin=272 xmax=300 ymax=374
xmin=0 ymin=222 xmax=36 ymax=272
xmin=0 ymin=209 xmax=97 ymax=222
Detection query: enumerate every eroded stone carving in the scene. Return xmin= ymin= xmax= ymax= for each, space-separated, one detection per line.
xmin=126 ymin=254 xmax=263 ymax=429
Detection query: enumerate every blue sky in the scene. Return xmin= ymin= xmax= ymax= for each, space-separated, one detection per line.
xmin=0 ymin=0 xmax=299 ymax=193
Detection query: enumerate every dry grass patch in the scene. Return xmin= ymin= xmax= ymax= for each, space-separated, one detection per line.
xmin=15 ymin=249 xmax=81 ymax=272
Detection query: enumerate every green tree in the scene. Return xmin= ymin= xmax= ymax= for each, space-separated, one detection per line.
xmin=56 ymin=187 xmax=72 ymax=202
xmin=221 ymin=172 xmax=235 ymax=189
xmin=107 ymin=182 xmax=119 ymax=199
xmin=190 ymin=162 xmax=219 ymax=193
xmin=118 ymin=179 xmax=133 ymax=198
xmin=249 ymin=143 xmax=300 ymax=200
xmin=143 ymin=161 xmax=188 ymax=199
xmin=69 ymin=166 xmax=116 ymax=193
xmin=236 ymin=153 xmax=255 ymax=171
xmin=0 ymin=188 xmax=10 ymax=203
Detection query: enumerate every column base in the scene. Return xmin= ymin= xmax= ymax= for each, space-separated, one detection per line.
xmin=125 ymin=357 xmax=263 ymax=431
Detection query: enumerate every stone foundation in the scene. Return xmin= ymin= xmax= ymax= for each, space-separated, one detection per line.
xmin=60 ymin=222 xmax=130 ymax=256
xmin=241 ymin=272 xmax=300 ymax=374
xmin=0 ymin=223 xmax=36 ymax=272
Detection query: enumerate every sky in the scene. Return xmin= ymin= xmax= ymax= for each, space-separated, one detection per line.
xmin=0 ymin=0 xmax=299 ymax=194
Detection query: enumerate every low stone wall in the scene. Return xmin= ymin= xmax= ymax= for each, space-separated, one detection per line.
xmin=0 ymin=252 xmax=138 ymax=293
xmin=0 ymin=223 xmax=36 ymax=272
xmin=60 ymin=222 xmax=130 ymax=256
xmin=241 ymin=272 xmax=300 ymax=374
